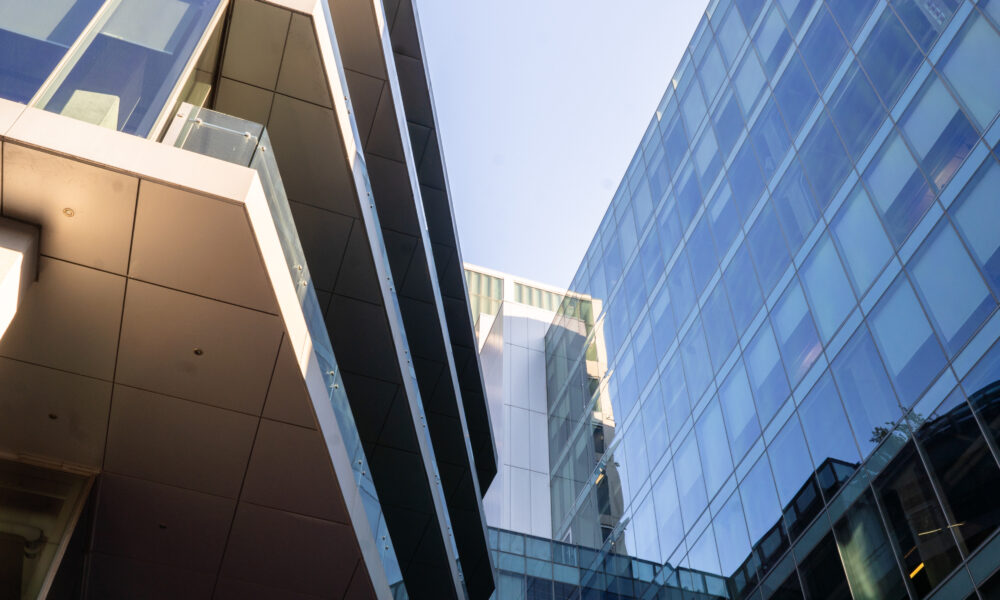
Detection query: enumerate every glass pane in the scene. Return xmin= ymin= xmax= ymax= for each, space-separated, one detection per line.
xmin=799 ymin=5 xmax=848 ymax=91
xmin=714 ymin=491 xmax=753 ymax=576
xmin=917 ymin=389 xmax=1000 ymax=556
xmin=688 ymin=215 xmax=719 ymax=295
xmin=696 ymin=398 xmax=734 ymax=498
xmin=751 ymin=98 xmax=791 ymax=181
xmin=734 ymin=50 xmax=767 ymax=114
xmin=653 ymin=463 xmax=684 ymax=560
xmin=718 ymin=3 xmax=747 ymax=66
xmin=868 ymin=275 xmax=947 ymax=403
xmin=771 ymin=280 xmax=822 ymax=386
xmin=703 ymin=282 xmax=737 ymax=371
xmin=797 ymin=533 xmax=852 ymax=600
xmin=709 ymin=181 xmax=740 ymax=254
xmin=724 ymin=242 xmax=764 ymax=335
xmin=681 ymin=317 xmax=714 ymax=400
xmin=0 ymin=0 xmax=103 ymax=103
xmin=40 ymin=0 xmax=221 ymax=136
xmin=799 ymin=111 xmax=852 ymax=208
xmin=746 ymin=322 xmax=791 ymax=425
xmin=713 ymin=91 xmax=745 ymax=161
xmin=642 ymin=386 xmax=669 ymax=466
xmin=755 ymin=5 xmax=792 ymax=77
xmin=668 ymin=253 xmax=697 ymax=325
xmin=663 ymin=356 xmax=691 ymax=439
xmin=729 ymin=142 xmax=767 ymax=221
xmin=950 ymin=156 xmax=1000 ymax=296
xmin=771 ymin=156 xmax=819 ymax=252
xmin=721 ymin=360 xmax=762 ymax=462
xmin=831 ymin=184 xmax=894 ymax=295
xmin=864 ymin=132 xmax=935 ymax=246
xmin=828 ymin=61 xmax=885 ymax=161
xmin=695 ymin=127 xmax=723 ymax=190
xmin=747 ymin=202 xmax=792 ymax=297
xmin=801 ymin=235 xmax=855 ymax=342
xmin=939 ymin=12 xmax=1000 ymax=128
xmin=909 ymin=221 xmax=997 ymax=356
xmin=857 ymin=7 xmax=924 ymax=109
xmin=735 ymin=0 xmax=765 ymax=27
xmin=682 ymin=83 xmax=708 ymax=137
xmin=773 ymin=51 xmax=819 ymax=140
xmin=891 ymin=0 xmax=958 ymax=50
xmin=768 ymin=416 xmax=813 ymax=506
xmin=831 ymin=328 xmax=902 ymax=457
xmin=827 ymin=0 xmax=879 ymax=43
xmin=699 ymin=43 xmax=727 ymax=103
xmin=875 ymin=441 xmax=962 ymax=598
xmin=833 ymin=490 xmax=909 ymax=600
xmin=900 ymin=74 xmax=977 ymax=191
xmin=650 ymin=284 xmax=676 ymax=359
xmin=676 ymin=431 xmax=709 ymax=530
xmin=798 ymin=372 xmax=863 ymax=498
xmin=740 ymin=454 xmax=782 ymax=545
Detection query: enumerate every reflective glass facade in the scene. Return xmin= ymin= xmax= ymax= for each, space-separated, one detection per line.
xmin=543 ymin=1 xmax=1000 ymax=599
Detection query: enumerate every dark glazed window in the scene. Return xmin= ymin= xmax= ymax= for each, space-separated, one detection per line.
xmin=799 ymin=5 xmax=849 ymax=91
xmin=740 ymin=455 xmax=782 ymax=544
xmin=773 ymin=52 xmax=819 ymax=138
xmin=797 ymin=533 xmax=852 ymax=600
xmin=729 ymin=143 xmax=767 ymax=220
xmin=917 ymin=389 xmax=1000 ymax=555
xmin=724 ymin=243 xmax=764 ymax=335
xmin=833 ymin=490 xmax=908 ymax=600
xmin=857 ymin=8 xmax=925 ymax=108
xmin=798 ymin=372 xmax=862 ymax=498
xmin=746 ymin=321 xmax=791 ymax=425
xmin=771 ymin=156 xmax=819 ymax=252
xmin=828 ymin=61 xmax=885 ymax=161
xmin=875 ymin=441 xmax=962 ymax=598
xmin=827 ymin=0 xmax=879 ymax=44
xmin=798 ymin=111 xmax=852 ymax=209
xmin=747 ymin=202 xmax=792 ymax=296
xmin=703 ymin=282 xmax=738 ymax=370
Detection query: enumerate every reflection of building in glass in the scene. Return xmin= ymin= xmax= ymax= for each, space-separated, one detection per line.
xmin=534 ymin=1 xmax=1000 ymax=599
xmin=0 ymin=2 xmax=497 ymax=598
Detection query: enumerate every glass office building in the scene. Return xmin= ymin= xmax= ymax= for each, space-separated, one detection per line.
xmin=541 ymin=0 xmax=1000 ymax=598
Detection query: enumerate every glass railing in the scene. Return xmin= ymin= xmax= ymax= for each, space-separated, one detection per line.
xmin=166 ymin=104 xmax=408 ymax=598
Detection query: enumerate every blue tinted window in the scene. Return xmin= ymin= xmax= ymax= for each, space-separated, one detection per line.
xmin=699 ymin=44 xmax=727 ymax=103
xmin=799 ymin=5 xmax=849 ymax=91
xmin=681 ymin=84 xmax=708 ymax=137
xmin=799 ymin=372 xmax=863 ymax=471
xmin=643 ymin=386 xmax=669 ymax=465
xmin=773 ymin=52 xmax=818 ymax=137
xmin=668 ymin=254 xmax=697 ymax=325
xmin=623 ymin=422 xmax=650 ymax=493
xmin=41 ymin=0 xmax=222 ymax=136
xmin=653 ymin=464 xmax=684 ymax=559
xmin=661 ymin=115 xmax=689 ymax=175
xmin=750 ymin=98 xmax=792 ymax=181
xmin=728 ymin=143 xmax=766 ymax=220
xmin=747 ymin=202 xmax=791 ymax=296
xmin=869 ymin=276 xmax=947 ymax=403
xmin=720 ymin=360 xmax=761 ymax=461
xmin=951 ymin=157 xmax=1000 ymax=295
xmin=735 ymin=0 xmax=765 ymax=27
xmin=755 ymin=5 xmax=793 ymax=77
xmin=676 ymin=163 xmax=703 ymax=229
xmin=675 ymin=431 xmax=709 ymax=529
xmin=734 ymin=51 xmax=767 ymax=114
xmin=778 ymin=0 xmax=814 ymax=33
xmin=891 ymin=0 xmax=958 ymax=50
xmin=631 ymin=176 xmax=654 ymax=225
xmin=632 ymin=493 xmax=660 ymax=563
xmin=801 ymin=235 xmax=855 ymax=342
xmin=709 ymin=182 xmax=740 ymax=254
xmin=857 ymin=8 xmax=924 ymax=109
xmin=0 ymin=0 xmax=103 ymax=103
xmin=618 ymin=205 xmax=639 ymax=257
xmin=688 ymin=216 xmax=718 ymax=295
xmin=681 ymin=318 xmax=714 ymax=400
xmin=657 ymin=201 xmax=683 ymax=257
xmin=650 ymin=284 xmax=676 ymax=358
xmin=740 ymin=454 xmax=781 ymax=544
xmin=772 ymin=280 xmax=822 ymax=385
xmin=694 ymin=128 xmax=722 ymax=190
xmin=939 ymin=12 xmax=1000 ymax=128
xmin=910 ymin=222 xmax=997 ymax=355
xmin=900 ymin=74 xmax=977 ymax=191
xmin=771 ymin=156 xmax=819 ymax=251
xmin=799 ymin=111 xmax=852 ymax=208
xmin=713 ymin=92 xmax=745 ymax=161
xmin=696 ymin=398 xmax=734 ymax=497
xmin=724 ymin=243 xmax=764 ymax=334
xmin=714 ymin=492 xmax=752 ymax=575
xmin=831 ymin=328 xmax=901 ymax=456
xmin=663 ymin=356 xmax=691 ymax=439
xmin=647 ymin=146 xmax=671 ymax=202
xmin=831 ymin=185 xmax=893 ymax=295
xmin=703 ymin=282 xmax=738 ymax=370
xmin=768 ymin=416 xmax=813 ymax=505
xmin=613 ymin=350 xmax=639 ymax=420
xmin=623 ymin=259 xmax=647 ymax=320
xmin=639 ymin=231 xmax=664 ymax=285
xmin=746 ymin=321 xmax=790 ymax=424
xmin=864 ymin=132 xmax=935 ymax=246
xmin=717 ymin=4 xmax=747 ymax=66
xmin=828 ymin=0 xmax=880 ymax=43
xmin=634 ymin=317 xmax=659 ymax=392
xmin=828 ymin=62 xmax=886 ymax=161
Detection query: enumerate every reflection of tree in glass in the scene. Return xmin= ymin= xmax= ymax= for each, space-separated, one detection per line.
xmin=869 ymin=412 xmax=927 ymax=444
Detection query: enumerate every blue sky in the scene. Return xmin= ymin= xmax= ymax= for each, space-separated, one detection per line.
xmin=415 ymin=1 xmax=709 ymax=287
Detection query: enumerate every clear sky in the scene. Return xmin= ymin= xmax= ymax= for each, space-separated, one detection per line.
xmin=415 ymin=1 xmax=710 ymax=288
